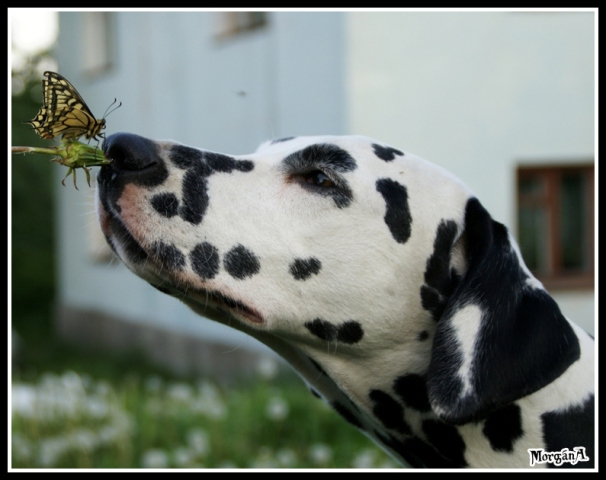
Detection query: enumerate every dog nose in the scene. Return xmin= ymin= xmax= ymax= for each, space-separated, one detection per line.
xmin=99 ymin=132 xmax=169 ymax=187
xmin=103 ymin=132 xmax=160 ymax=171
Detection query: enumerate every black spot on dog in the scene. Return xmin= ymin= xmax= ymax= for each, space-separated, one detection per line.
xmin=337 ymin=321 xmax=364 ymax=344
xmin=190 ymin=242 xmax=220 ymax=279
xmin=482 ymin=404 xmax=523 ymax=453
xmin=541 ymin=395 xmax=594 ymax=468
xmin=420 ymin=220 xmax=459 ymax=321
xmin=205 ymin=152 xmax=237 ymax=172
xmin=304 ymin=319 xmax=364 ymax=344
xmin=168 ymin=147 xmax=254 ymax=226
xmin=206 ymin=152 xmax=254 ymax=173
xmin=418 ymin=330 xmax=430 ymax=341
xmin=304 ymin=319 xmax=337 ymax=342
xmin=179 ymin=170 xmax=210 ymax=225
xmin=224 ymin=245 xmax=261 ymax=280
xmin=283 ymin=144 xmax=357 ymax=173
xmin=372 ymin=143 xmax=404 ymax=162
xmin=376 ymin=178 xmax=412 ymax=244
xmin=151 ymin=241 xmax=186 ymax=271
xmin=368 ymin=389 xmax=411 ymax=435
xmin=237 ymin=160 xmax=254 ymax=172
xmin=375 ymin=432 xmax=458 ymax=468
xmin=332 ymin=401 xmax=364 ymax=430
xmin=393 ymin=374 xmax=431 ymax=412
xmin=151 ymin=192 xmax=179 ymax=218
xmin=290 ymin=257 xmax=322 ymax=280
xmin=422 ymin=419 xmax=467 ymax=467
xmin=169 ymin=144 xmax=204 ymax=169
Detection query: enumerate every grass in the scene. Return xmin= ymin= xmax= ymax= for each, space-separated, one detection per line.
xmin=11 ymin=351 xmax=398 ymax=469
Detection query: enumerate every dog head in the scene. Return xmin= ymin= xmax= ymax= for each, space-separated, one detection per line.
xmin=96 ymin=132 xmax=584 ymax=428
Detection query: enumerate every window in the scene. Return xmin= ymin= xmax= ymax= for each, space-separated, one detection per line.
xmin=81 ymin=12 xmax=115 ymax=76
xmin=216 ymin=12 xmax=268 ymax=38
xmin=517 ymin=164 xmax=594 ymax=290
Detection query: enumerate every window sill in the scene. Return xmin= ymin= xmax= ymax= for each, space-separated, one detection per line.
xmin=535 ymin=273 xmax=594 ymax=292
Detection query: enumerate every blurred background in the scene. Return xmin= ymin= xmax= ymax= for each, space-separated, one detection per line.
xmin=10 ymin=9 xmax=595 ymax=469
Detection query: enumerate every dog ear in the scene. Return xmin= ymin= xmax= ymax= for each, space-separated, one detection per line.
xmin=426 ymin=198 xmax=581 ymax=425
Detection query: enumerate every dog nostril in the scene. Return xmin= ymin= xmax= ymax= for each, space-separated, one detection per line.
xmin=103 ymin=132 xmax=160 ymax=172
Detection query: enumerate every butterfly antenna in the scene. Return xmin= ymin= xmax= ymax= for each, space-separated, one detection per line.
xmin=103 ymin=98 xmax=122 ymax=119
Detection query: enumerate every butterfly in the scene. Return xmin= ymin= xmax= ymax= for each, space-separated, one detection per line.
xmin=26 ymin=71 xmax=120 ymax=142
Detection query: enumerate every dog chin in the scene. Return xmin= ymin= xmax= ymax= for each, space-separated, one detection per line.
xmin=148 ymin=280 xmax=265 ymax=328
xmin=186 ymin=287 xmax=265 ymax=326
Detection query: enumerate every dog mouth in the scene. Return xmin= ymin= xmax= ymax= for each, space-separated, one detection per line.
xmin=97 ymin=199 xmax=151 ymax=265
xmin=165 ymin=285 xmax=265 ymax=325
xmin=98 ymin=200 xmax=264 ymax=326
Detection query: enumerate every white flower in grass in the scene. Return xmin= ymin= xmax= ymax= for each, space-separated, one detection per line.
xmin=11 ymin=384 xmax=37 ymax=417
xmin=167 ymin=382 xmax=194 ymax=403
xmin=69 ymin=428 xmax=99 ymax=452
xmin=39 ymin=372 xmax=59 ymax=388
xmin=309 ymin=443 xmax=333 ymax=466
xmin=13 ymin=373 xmax=135 ymax=468
xmin=352 ymin=448 xmax=376 ymax=468
xmin=187 ymin=428 xmax=210 ymax=457
xmin=276 ymin=448 xmax=297 ymax=467
xmin=94 ymin=380 xmax=113 ymax=398
xmin=98 ymin=424 xmax=126 ymax=444
xmin=141 ymin=448 xmax=170 ymax=468
xmin=266 ymin=396 xmax=289 ymax=421
xmin=190 ymin=381 xmax=225 ymax=419
xmin=206 ymin=400 xmax=227 ymax=420
xmin=173 ymin=447 xmax=195 ymax=467
xmin=60 ymin=370 xmax=86 ymax=394
xmin=38 ymin=437 xmax=69 ymax=467
xmin=196 ymin=380 xmax=221 ymax=398
xmin=86 ymin=396 xmax=110 ymax=418
xmin=190 ymin=397 xmax=226 ymax=420
xmin=257 ymin=357 xmax=279 ymax=380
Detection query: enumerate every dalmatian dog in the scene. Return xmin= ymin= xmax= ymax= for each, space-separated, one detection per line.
xmin=96 ymin=133 xmax=594 ymax=468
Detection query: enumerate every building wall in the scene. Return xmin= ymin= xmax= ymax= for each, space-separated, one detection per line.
xmin=346 ymin=11 xmax=594 ymax=333
xmin=55 ymin=11 xmax=347 ymax=359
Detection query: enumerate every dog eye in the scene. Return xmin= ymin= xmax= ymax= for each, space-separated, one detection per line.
xmin=303 ymin=171 xmax=335 ymax=188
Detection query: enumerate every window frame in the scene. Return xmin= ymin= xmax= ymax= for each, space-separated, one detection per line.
xmin=215 ymin=11 xmax=268 ymax=40
xmin=516 ymin=163 xmax=594 ymax=291
xmin=81 ymin=12 xmax=115 ymax=77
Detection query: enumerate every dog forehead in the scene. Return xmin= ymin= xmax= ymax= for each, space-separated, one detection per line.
xmin=253 ymin=134 xmax=382 ymax=156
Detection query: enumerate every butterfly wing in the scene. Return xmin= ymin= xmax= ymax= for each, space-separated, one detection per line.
xmin=27 ymin=71 xmax=106 ymax=141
